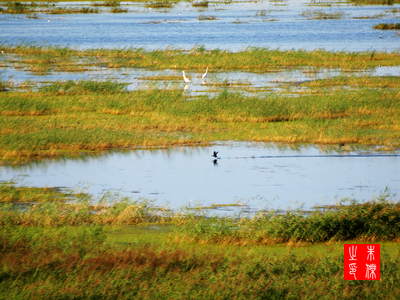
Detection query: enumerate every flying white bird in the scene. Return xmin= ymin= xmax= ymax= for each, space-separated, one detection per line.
xmin=182 ymin=71 xmax=190 ymax=83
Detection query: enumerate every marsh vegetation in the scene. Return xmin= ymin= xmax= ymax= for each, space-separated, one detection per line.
xmin=0 ymin=2 xmax=100 ymax=14
xmin=145 ymin=1 xmax=174 ymax=9
xmin=1 ymin=76 xmax=399 ymax=162
xmin=1 ymin=45 xmax=399 ymax=162
xmin=1 ymin=44 xmax=398 ymax=74
xmin=373 ymin=22 xmax=400 ymax=29
xmin=1 ymin=181 xmax=400 ymax=298
xmin=300 ymin=9 xmax=345 ymax=19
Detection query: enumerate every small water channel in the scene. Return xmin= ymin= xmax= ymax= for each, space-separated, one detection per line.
xmin=1 ymin=142 xmax=399 ymax=212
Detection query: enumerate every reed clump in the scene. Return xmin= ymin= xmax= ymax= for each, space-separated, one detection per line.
xmin=92 ymin=1 xmax=121 ymax=7
xmin=47 ymin=7 xmax=99 ymax=14
xmin=192 ymin=1 xmax=209 ymax=7
xmin=145 ymin=1 xmax=174 ymax=8
xmin=110 ymin=7 xmax=128 ymax=13
xmin=0 ymin=78 xmax=9 ymax=92
xmin=173 ymin=189 xmax=400 ymax=245
xmin=373 ymin=23 xmax=400 ymax=29
xmin=350 ymin=0 xmax=398 ymax=4
xmin=3 ymin=2 xmax=31 ymax=14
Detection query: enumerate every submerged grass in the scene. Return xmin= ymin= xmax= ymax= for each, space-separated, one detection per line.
xmin=0 ymin=184 xmax=400 ymax=298
xmin=0 ymin=180 xmax=81 ymax=203
xmin=1 ymin=44 xmax=398 ymax=73
xmin=0 ymin=181 xmax=172 ymax=226
xmin=300 ymin=9 xmax=345 ymax=20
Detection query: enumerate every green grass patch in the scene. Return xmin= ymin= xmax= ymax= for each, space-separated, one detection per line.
xmin=38 ymin=79 xmax=128 ymax=94
xmin=3 ymin=223 xmax=399 ymax=299
xmin=0 ymin=76 xmax=399 ymax=162
xmin=2 ymin=44 xmax=398 ymax=72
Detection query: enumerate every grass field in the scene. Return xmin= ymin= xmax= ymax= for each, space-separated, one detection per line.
xmin=1 ymin=75 xmax=399 ymax=163
xmin=1 ymin=182 xmax=400 ymax=299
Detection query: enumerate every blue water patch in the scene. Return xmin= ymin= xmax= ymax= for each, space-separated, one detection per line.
xmin=1 ymin=142 xmax=399 ymax=211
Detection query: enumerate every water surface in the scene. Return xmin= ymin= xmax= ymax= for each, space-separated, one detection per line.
xmin=1 ymin=142 xmax=399 ymax=211
xmin=1 ymin=1 xmax=399 ymax=51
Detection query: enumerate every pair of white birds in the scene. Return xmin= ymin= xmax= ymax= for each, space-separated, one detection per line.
xmin=182 ymin=67 xmax=208 ymax=83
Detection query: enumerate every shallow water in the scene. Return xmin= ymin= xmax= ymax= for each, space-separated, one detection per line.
xmin=1 ymin=1 xmax=399 ymax=51
xmin=2 ymin=62 xmax=399 ymax=95
xmin=1 ymin=142 xmax=399 ymax=212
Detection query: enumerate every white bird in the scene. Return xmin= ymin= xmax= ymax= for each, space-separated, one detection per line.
xmin=201 ymin=67 xmax=208 ymax=79
xmin=182 ymin=71 xmax=190 ymax=83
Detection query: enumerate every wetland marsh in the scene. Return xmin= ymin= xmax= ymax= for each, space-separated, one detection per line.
xmin=1 ymin=1 xmax=400 ymax=298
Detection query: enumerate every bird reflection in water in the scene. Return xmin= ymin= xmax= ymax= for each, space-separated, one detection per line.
xmin=212 ymin=151 xmax=219 ymax=166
